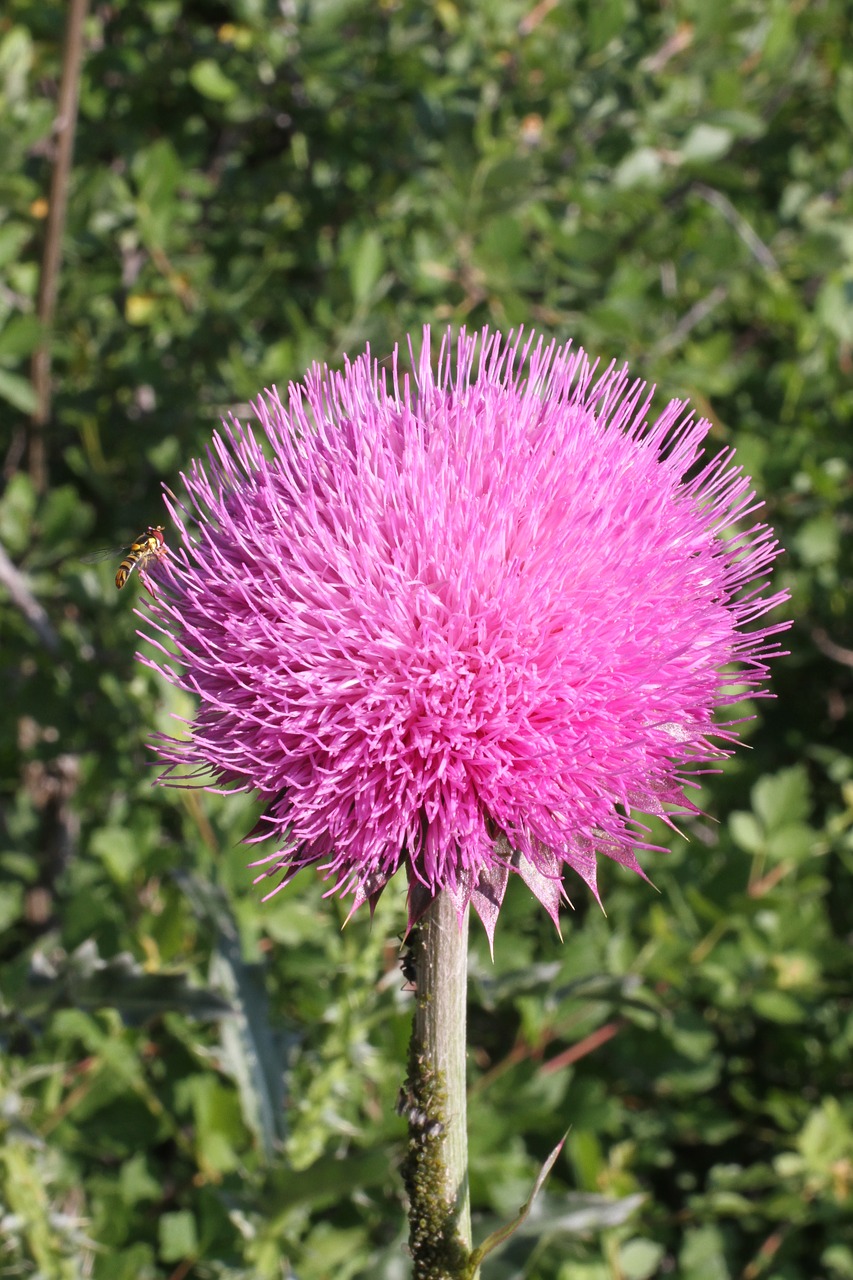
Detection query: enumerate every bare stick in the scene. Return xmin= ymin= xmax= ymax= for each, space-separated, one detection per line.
xmin=0 ymin=541 xmax=60 ymax=654
xmin=29 ymin=0 xmax=90 ymax=493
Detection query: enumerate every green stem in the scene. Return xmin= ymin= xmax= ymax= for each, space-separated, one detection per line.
xmin=402 ymin=892 xmax=476 ymax=1279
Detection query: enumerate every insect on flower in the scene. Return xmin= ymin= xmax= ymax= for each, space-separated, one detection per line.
xmin=115 ymin=525 xmax=168 ymax=590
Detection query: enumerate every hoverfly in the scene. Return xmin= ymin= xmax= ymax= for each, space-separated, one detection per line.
xmin=115 ymin=524 xmax=167 ymax=590
xmin=81 ymin=524 xmax=168 ymax=594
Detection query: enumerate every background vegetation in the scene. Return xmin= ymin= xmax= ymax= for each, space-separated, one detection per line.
xmin=1 ymin=0 xmax=851 ymax=1277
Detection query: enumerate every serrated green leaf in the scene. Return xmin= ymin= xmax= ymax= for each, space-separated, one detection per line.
xmin=752 ymin=766 xmax=811 ymax=830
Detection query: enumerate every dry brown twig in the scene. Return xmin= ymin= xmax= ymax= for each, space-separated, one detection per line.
xmin=29 ymin=0 xmax=90 ymax=493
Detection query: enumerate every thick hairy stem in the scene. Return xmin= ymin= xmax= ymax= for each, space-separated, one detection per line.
xmin=401 ymin=892 xmax=476 ymax=1279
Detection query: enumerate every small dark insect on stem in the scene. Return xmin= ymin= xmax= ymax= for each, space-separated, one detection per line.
xmin=396 ymin=1085 xmax=445 ymax=1142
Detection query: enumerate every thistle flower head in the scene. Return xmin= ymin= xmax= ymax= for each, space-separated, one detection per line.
xmin=142 ymin=327 xmax=789 ymax=945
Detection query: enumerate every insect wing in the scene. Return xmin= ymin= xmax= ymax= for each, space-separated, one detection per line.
xmin=80 ymin=528 xmax=155 ymax=565
xmin=80 ymin=543 xmax=129 ymax=565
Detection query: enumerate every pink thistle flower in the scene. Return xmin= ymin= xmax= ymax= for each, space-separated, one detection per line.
xmin=141 ymin=327 xmax=790 ymax=946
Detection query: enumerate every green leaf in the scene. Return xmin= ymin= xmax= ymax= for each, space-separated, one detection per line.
xmin=184 ymin=1074 xmax=244 ymax=1174
xmin=796 ymin=1098 xmax=853 ymax=1174
xmin=470 ymin=1137 xmax=642 ymax=1272
xmin=0 ymin=470 xmax=37 ymax=550
xmin=89 ymin=825 xmax=144 ymax=883
xmin=0 ymin=878 xmax=23 ymax=932
xmin=0 ymin=221 xmax=31 ymax=269
xmin=158 ymin=1210 xmax=198 ymax=1263
xmin=751 ymin=766 xmax=811 ymax=830
xmin=210 ymin=915 xmax=292 ymax=1159
xmin=4 ymin=940 xmax=233 ymax=1027
xmin=793 ymin=513 xmax=841 ymax=567
xmin=0 ymin=27 xmax=32 ymax=102
xmin=837 ymin=66 xmax=853 ymax=133
xmin=0 ymin=314 xmax=41 ymax=359
xmin=264 ymin=1149 xmax=392 ymax=1212
xmin=0 ymin=366 xmax=37 ymax=413
xmin=681 ymin=124 xmax=734 ymax=163
xmin=679 ymin=1224 xmax=729 ymax=1280
xmin=765 ymin=822 xmax=816 ymax=861
xmin=619 ymin=1238 xmax=667 ymax=1280
xmin=729 ymin=810 xmax=764 ymax=855
xmin=588 ymin=0 xmax=626 ymax=51
xmin=347 ymin=229 xmax=385 ymax=307
xmin=189 ymin=58 xmax=239 ymax=103
xmin=752 ymin=990 xmax=804 ymax=1024
xmin=613 ymin=147 xmax=663 ymax=190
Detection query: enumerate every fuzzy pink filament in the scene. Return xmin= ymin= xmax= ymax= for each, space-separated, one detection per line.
xmin=141 ymin=327 xmax=789 ymax=944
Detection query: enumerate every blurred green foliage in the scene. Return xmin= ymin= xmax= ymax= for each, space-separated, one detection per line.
xmin=1 ymin=0 xmax=851 ymax=1276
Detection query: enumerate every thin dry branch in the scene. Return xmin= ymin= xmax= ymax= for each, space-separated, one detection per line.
xmin=0 ymin=541 xmax=60 ymax=654
xmin=29 ymin=0 xmax=90 ymax=493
